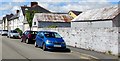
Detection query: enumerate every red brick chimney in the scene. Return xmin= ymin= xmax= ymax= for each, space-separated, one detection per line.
xmin=31 ymin=2 xmax=38 ymax=7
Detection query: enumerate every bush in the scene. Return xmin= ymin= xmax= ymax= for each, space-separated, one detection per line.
xmin=15 ymin=28 xmax=23 ymax=36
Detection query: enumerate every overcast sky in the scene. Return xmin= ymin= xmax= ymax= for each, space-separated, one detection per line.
xmin=0 ymin=0 xmax=119 ymax=20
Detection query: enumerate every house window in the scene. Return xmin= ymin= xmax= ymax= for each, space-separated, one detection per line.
xmin=34 ymin=22 xmax=36 ymax=25
xmin=69 ymin=13 xmax=71 ymax=15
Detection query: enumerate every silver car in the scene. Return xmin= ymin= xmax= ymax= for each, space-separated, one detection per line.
xmin=1 ymin=30 xmax=8 ymax=36
xmin=7 ymin=30 xmax=20 ymax=38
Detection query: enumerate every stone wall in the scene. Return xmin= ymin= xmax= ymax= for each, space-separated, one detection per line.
xmin=38 ymin=27 xmax=119 ymax=55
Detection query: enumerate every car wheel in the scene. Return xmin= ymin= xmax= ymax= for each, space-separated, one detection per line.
xmin=35 ymin=41 xmax=38 ymax=47
xmin=26 ymin=39 xmax=29 ymax=44
xmin=21 ymin=39 xmax=23 ymax=42
xmin=42 ymin=43 xmax=47 ymax=51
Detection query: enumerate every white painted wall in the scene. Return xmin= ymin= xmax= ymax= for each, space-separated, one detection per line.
xmin=0 ymin=24 xmax=2 ymax=30
xmin=39 ymin=28 xmax=119 ymax=55
xmin=9 ymin=18 xmax=24 ymax=31
xmin=72 ymin=21 xmax=113 ymax=28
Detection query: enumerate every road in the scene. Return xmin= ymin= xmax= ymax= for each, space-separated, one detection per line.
xmin=0 ymin=36 xmax=2 ymax=61
xmin=2 ymin=36 xmax=96 ymax=61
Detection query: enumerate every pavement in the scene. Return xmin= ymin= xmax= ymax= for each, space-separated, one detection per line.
xmin=1 ymin=36 xmax=119 ymax=61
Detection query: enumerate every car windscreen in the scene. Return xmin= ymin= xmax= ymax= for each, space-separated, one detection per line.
xmin=3 ymin=30 xmax=8 ymax=32
xmin=29 ymin=31 xmax=37 ymax=34
xmin=44 ymin=32 xmax=61 ymax=38
xmin=12 ymin=30 xmax=18 ymax=33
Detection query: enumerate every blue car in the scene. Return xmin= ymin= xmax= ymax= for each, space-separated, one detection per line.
xmin=35 ymin=31 xmax=66 ymax=51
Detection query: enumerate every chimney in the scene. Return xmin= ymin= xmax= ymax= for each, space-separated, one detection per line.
xmin=16 ymin=10 xmax=20 ymax=14
xmin=31 ymin=2 xmax=38 ymax=7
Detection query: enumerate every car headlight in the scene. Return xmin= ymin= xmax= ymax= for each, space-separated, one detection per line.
xmin=62 ymin=42 xmax=65 ymax=44
xmin=46 ymin=40 xmax=52 ymax=44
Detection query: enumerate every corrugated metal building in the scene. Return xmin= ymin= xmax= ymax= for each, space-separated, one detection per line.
xmin=32 ymin=13 xmax=73 ymax=31
xmin=72 ymin=6 xmax=120 ymax=28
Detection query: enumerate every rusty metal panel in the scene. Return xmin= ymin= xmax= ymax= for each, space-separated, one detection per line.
xmin=34 ymin=13 xmax=73 ymax=22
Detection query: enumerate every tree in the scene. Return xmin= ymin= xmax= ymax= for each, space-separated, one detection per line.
xmin=15 ymin=28 xmax=23 ymax=36
xmin=25 ymin=10 xmax=36 ymax=31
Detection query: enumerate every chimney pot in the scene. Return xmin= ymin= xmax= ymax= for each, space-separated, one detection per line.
xmin=16 ymin=10 xmax=20 ymax=14
xmin=31 ymin=2 xmax=38 ymax=7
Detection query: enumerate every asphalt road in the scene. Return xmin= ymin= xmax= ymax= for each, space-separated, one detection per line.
xmin=0 ymin=36 xmax=2 ymax=61
xmin=2 ymin=36 xmax=95 ymax=60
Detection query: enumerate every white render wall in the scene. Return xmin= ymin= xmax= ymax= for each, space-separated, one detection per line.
xmin=38 ymin=28 xmax=119 ymax=55
xmin=72 ymin=21 xmax=113 ymax=28
xmin=9 ymin=19 xmax=23 ymax=31
xmin=0 ymin=24 xmax=2 ymax=30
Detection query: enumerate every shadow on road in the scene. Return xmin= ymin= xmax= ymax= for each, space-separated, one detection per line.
xmin=48 ymin=48 xmax=71 ymax=53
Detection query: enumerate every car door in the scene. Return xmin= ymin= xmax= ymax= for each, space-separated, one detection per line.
xmin=22 ymin=31 xmax=27 ymax=41
xmin=37 ymin=32 xmax=44 ymax=47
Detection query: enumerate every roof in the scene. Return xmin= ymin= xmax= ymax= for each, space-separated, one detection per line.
xmin=2 ymin=14 xmax=14 ymax=22
xmin=30 ymin=5 xmax=51 ymax=13
xmin=2 ymin=17 xmax=6 ymax=21
xmin=21 ymin=6 xmax=31 ymax=16
xmin=69 ymin=10 xmax=82 ymax=16
xmin=6 ymin=14 xmax=14 ymax=21
xmin=0 ymin=20 xmax=3 ymax=24
xmin=10 ymin=13 xmax=19 ymax=20
xmin=33 ymin=13 xmax=73 ymax=22
xmin=21 ymin=5 xmax=51 ymax=16
xmin=72 ymin=6 xmax=119 ymax=22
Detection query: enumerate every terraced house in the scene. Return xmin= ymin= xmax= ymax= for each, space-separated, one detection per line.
xmin=2 ymin=2 xmax=73 ymax=32
xmin=21 ymin=2 xmax=51 ymax=31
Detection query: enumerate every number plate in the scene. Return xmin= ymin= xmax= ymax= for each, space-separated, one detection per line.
xmin=54 ymin=45 xmax=61 ymax=47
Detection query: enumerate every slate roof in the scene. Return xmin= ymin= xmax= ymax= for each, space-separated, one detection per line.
xmin=10 ymin=13 xmax=19 ymax=20
xmin=30 ymin=5 xmax=51 ymax=13
xmin=21 ymin=5 xmax=51 ymax=16
xmin=2 ymin=17 xmax=6 ymax=21
xmin=72 ymin=6 xmax=119 ymax=22
xmin=6 ymin=14 xmax=14 ymax=21
xmin=2 ymin=14 xmax=14 ymax=22
xmin=21 ymin=6 xmax=31 ymax=16
xmin=33 ymin=13 xmax=73 ymax=22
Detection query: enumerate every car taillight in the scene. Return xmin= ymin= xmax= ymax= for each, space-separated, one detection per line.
xmin=28 ymin=34 xmax=32 ymax=38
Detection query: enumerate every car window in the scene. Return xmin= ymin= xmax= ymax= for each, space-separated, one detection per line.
xmin=29 ymin=31 xmax=37 ymax=34
xmin=44 ymin=32 xmax=61 ymax=38
xmin=38 ymin=32 xmax=44 ymax=38
xmin=12 ymin=30 xmax=18 ymax=33
xmin=3 ymin=30 xmax=8 ymax=32
xmin=24 ymin=31 xmax=27 ymax=35
xmin=54 ymin=33 xmax=62 ymax=38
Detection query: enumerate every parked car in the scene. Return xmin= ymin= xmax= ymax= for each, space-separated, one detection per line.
xmin=1 ymin=30 xmax=8 ymax=36
xmin=35 ymin=31 xmax=66 ymax=51
xmin=7 ymin=30 xmax=20 ymax=38
xmin=21 ymin=31 xmax=37 ymax=44
xmin=0 ymin=30 xmax=2 ymax=35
